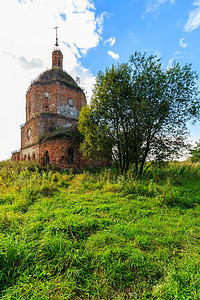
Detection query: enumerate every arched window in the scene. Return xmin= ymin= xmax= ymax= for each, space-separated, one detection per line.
xmin=24 ymin=155 xmax=27 ymax=161
xmin=32 ymin=153 xmax=35 ymax=161
xmin=45 ymin=151 xmax=50 ymax=165
xmin=68 ymin=149 xmax=74 ymax=165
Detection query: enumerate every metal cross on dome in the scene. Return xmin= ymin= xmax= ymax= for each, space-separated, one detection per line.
xmin=54 ymin=26 xmax=59 ymax=47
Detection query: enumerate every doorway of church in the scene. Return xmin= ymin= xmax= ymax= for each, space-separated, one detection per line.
xmin=68 ymin=149 xmax=74 ymax=165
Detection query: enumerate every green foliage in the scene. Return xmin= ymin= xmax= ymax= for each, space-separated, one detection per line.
xmin=79 ymin=52 xmax=200 ymax=175
xmin=189 ymin=140 xmax=200 ymax=162
xmin=0 ymin=161 xmax=200 ymax=299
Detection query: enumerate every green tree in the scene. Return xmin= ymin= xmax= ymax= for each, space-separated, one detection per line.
xmin=189 ymin=141 xmax=200 ymax=162
xmin=79 ymin=52 xmax=200 ymax=175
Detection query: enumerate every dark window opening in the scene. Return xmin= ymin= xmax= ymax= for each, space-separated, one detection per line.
xmin=28 ymin=102 xmax=31 ymax=114
xmin=45 ymin=151 xmax=50 ymax=166
xmin=33 ymin=153 xmax=35 ymax=161
xmin=43 ymin=97 xmax=49 ymax=111
xmin=28 ymin=154 xmax=30 ymax=160
xmin=68 ymin=149 xmax=74 ymax=165
xmin=24 ymin=155 xmax=27 ymax=161
xmin=58 ymin=59 xmax=61 ymax=67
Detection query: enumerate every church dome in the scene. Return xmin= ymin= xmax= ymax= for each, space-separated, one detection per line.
xmin=31 ymin=68 xmax=82 ymax=92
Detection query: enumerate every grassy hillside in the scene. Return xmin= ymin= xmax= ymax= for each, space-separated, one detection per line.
xmin=0 ymin=161 xmax=200 ymax=299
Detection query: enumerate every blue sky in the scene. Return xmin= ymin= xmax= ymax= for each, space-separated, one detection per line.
xmin=88 ymin=0 xmax=200 ymax=74
xmin=0 ymin=0 xmax=200 ymax=160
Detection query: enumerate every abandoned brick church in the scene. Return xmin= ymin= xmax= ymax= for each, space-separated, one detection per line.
xmin=11 ymin=38 xmax=91 ymax=169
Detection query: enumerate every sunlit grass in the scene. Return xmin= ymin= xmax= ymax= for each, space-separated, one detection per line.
xmin=0 ymin=160 xmax=200 ymax=299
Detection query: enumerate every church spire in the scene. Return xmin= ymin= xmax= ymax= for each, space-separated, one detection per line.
xmin=54 ymin=26 xmax=59 ymax=47
xmin=52 ymin=26 xmax=63 ymax=70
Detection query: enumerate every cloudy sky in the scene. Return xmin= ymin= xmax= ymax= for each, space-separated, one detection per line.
xmin=1 ymin=0 xmax=200 ymax=160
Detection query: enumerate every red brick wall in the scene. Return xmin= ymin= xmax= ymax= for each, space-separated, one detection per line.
xmin=40 ymin=137 xmax=80 ymax=170
xmin=52 ymin=50 xmax=63 ymax=69
xmin=11 ymin=151 xmax=21 ymax=161
xmin=13 ymin=136 xmax=110 ymax=169
xmin=21 ymin=144 xmax=40 ymax=161
xmin=21 ymin=112 xmax=79 ymax=151
xmin=39 ymin=138 xmax=109 ymax=170
xmin=26 ymin=83 xmax=86 ymax=122
xmin=12 ymin=61 xmax=90 ymax=168
xmin=21 ymin=117 xmax=40 ymax=149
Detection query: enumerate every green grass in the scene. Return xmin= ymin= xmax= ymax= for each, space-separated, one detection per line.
xmin=0 ymin=161 xmax=200 ymax=299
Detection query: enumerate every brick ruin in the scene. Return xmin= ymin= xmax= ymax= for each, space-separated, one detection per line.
xmin=11 ymin=44 xmax=102 ymax=169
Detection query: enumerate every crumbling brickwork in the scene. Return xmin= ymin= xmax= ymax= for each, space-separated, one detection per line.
xmin=11 ymin=45 xmax=87 ymax=169
xmin=40 ymin=137 xmax=80 ymax=170
xmin=11 ymin=151 xmax=21 ymax=161
xmin=11 ymin=44 xmax=109 ymax=169
xmin=26 ymin=81 xmax=85 ymax=123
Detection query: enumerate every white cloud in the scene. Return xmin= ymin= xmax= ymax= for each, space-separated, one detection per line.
xmin=174 ymin=51 xmax=181 ymax=55
xmin=0 ymin=0 xmax=105 ymax=160
xmin=108 ymin=51 xmax=120 ymax=59
xmin=96 ymin=12 xmax=106 ymax=35
xmin=179 ymin=37 xmax=188 ymax=48
xmin=167 ymin=54 xmax=182 ymax=69
xmin=18 ymin=0 xmax=31 ymax=3
xmin=70 ymin=63 xmax=96 ymax=101
xmin=185 ymin=1 xmax=200 ymax=32
xmin=2 ymin=51 xmax=43 ymax=70
xmin=146 ymin=0 xmax=175 ymax=13
xmin=104 ymin=36 xmax=116 ymax=47
xmin=18 ymin=57 xmax=43 ymax=70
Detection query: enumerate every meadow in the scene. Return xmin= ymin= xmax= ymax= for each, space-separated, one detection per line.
xmin=0 ymin=161 xmax=200 ymax=299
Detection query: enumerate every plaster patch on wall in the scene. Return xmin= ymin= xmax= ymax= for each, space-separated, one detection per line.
xmin=59 ymin=105 xmax=78 ymax=119
xmin=43 ymin=92 xmax=49 ymax=98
